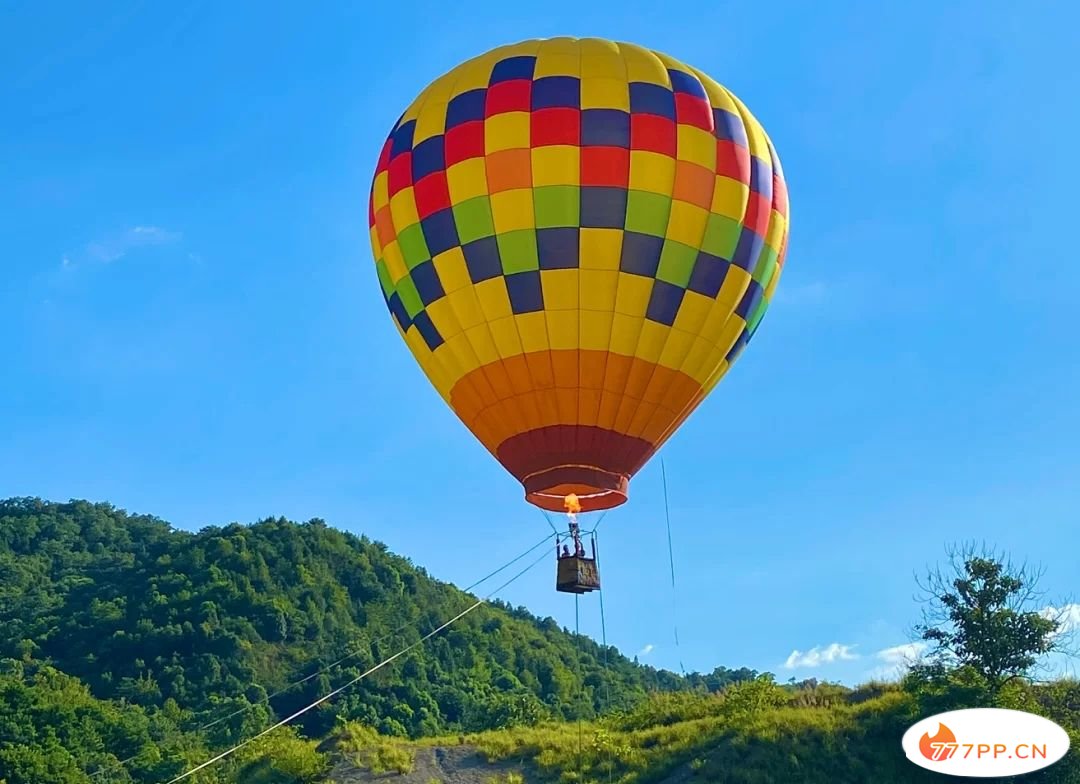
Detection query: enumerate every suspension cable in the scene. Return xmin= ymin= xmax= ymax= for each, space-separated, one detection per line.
xmin=587 ymin=510 xmax=609 ymax=534
xmin=539 ymin=509 xmax=560 ymax=535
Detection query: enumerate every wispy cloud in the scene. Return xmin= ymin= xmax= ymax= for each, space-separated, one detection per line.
xmin=775 ymin=280 xmax=827 ymax=306
xmin=87 ymin=225 xmax=181 ymax=262
xmin=64 ymin=225 xmax=183 ymax=268
xmin=638 ymin=644 xmax=655 ymax=658
xmin=783 ymin=642 xmax=858 ymax=669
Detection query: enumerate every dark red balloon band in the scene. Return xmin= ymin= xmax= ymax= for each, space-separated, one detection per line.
xmin=497 ymin=425 xmax=654 ymax=512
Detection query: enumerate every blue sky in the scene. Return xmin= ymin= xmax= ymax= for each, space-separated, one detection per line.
xmin=2 ymin=1 xmax=1078 ymax=685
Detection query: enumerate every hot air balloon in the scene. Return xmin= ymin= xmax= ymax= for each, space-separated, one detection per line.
xmin=368 ymin=38 xmax=789 ymax=579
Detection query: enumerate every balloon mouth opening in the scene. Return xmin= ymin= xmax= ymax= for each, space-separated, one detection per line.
xmin=523 ymin=466 xmax=629 ymax=513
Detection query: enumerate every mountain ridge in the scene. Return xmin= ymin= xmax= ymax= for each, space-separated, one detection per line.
xmin=0 ymin=497 xmax=756 ymax=739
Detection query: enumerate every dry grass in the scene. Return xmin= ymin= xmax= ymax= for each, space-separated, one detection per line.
xmin=337 ymin=721 xmax=416 ymax=775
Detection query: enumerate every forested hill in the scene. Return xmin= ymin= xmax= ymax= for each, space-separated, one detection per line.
xmin=0 ymin=498 xmax=753 ymax=740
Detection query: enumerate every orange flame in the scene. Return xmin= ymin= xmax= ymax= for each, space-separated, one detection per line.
xmin=564 ymin=494 xmax=582 ymax=514
xmin=919 ymin=723 xmax=958 ymax=762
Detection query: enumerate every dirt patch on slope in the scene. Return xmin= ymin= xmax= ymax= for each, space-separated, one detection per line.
xmin=327 ymin=745 xmax=532 ymax=784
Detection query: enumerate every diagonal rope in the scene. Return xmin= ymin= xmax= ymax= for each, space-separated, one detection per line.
xmin=198 ymin=531 xmax=555 ymax=733
xmin=165 ymin=607 xmax=481 ymax=783
xmin=90 ymin=532 xmax=554 ymax=781
xmin=661 ymin=458 xmax=685 ymax=675
xmin=160 ymin=545 xmax=552 ymax=783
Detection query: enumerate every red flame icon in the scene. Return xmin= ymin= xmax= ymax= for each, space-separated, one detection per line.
xmin=919 ymin=723 xmax=958 ymax=761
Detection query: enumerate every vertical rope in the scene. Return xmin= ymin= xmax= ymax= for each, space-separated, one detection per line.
xmin=661 ymin=457 xmax=686 ymax=675
xmin=574 ymin=592 xmax=583 ymax=775
xmin=597 ymin=548 xmax=614 ymax=784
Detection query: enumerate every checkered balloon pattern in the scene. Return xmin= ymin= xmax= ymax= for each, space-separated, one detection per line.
xmin=369 ymin=37 xmax=789 ymax=513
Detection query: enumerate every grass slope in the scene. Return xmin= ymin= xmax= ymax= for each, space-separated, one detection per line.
xmin=330 ymin=679 xmax=1080 ymax=784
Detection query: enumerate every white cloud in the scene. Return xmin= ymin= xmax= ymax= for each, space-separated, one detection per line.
xmin=1041 ymin=604 xmax=1080 ymax=638
xmin=866 ymin=641 xmax=928 ymax=682
xmin=876 ymin=642 xmax=927 ymax=665
xmin=783 ymin=642 xmax=858 ymax=669
xmin=73 ymin=225 xmax=182 ymax=266
xmin=637 ymin=644 xmax=654 ymax=657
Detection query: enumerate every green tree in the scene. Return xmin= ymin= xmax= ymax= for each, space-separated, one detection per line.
xmin=719 ymin=674 xmax=787 ymax=720
xmin=913 ymin=543 xmax=1070 ymax=697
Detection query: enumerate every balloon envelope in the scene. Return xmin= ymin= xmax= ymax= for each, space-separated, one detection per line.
xmin=369 ymin=38 xmax=790 ymax=512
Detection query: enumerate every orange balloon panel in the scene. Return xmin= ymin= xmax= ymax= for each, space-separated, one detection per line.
xmin=368 ymin=38 xmax=790 ymax=512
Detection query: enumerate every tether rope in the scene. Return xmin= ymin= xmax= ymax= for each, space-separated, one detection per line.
xmin=160 ymin=544 xmax=552 ymax=783
xmin=87 ymin=532 xmax=555 ymax=780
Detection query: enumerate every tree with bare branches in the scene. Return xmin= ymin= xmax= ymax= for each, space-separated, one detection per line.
xmin=911 ymin=542 xmax=1074 ymax=698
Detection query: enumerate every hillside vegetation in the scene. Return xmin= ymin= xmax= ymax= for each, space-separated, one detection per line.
xmin=0 ymin=498 xmax=745 ymax=783
xmin=0 ymin=498 xmax=1076 ymax=784
xmin=431 ymin=677 xmax=1080 ymax=784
